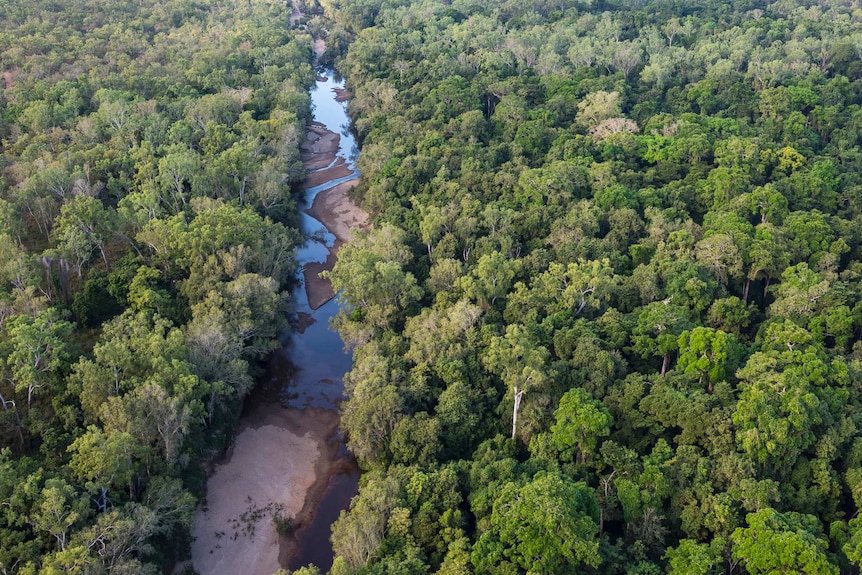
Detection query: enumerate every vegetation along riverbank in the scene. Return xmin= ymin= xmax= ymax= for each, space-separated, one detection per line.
xmin=9 ymin=0 xmax=862 ymax=573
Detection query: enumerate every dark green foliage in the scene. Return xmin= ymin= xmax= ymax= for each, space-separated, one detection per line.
xmin=321 ymin=0 xmax=862 ymax=572
xmin=0 ymin=0 xmax=311 ymax=571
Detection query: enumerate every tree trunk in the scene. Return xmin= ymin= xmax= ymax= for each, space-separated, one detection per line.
xmin=661 ymin=353 xmax=669 ymax=376
xmin=511 ymin=387 xmax=524 ymax=440
xmin=98 ymin=244 xmax=110 ymax=271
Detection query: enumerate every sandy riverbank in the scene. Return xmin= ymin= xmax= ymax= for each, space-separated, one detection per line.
xmin=189 ymin=413 xmax=320 ymax=575
xmin=190 ymin=76 xmax=367 ymax=574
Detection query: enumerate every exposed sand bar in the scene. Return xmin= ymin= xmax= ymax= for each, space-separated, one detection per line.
xmin=190 ymin=421 xmax=319 ymax=575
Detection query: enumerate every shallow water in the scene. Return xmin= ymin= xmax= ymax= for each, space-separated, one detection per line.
xmin=270 ymin=70 xmax=358 ymax=409
xmin=190 ymin=64 xmax=361 ymax=575
xmin=276 ymin=69 xmax=360 ymax=568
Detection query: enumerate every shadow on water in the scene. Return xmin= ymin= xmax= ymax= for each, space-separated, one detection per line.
xmin=288 ymin=459 xmax=360 ymax=572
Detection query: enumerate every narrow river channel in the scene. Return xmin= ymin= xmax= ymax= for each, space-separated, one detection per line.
xmin=284 ymin=69 xmax=362 ymax=572
xmin=190 ymin=70 xmax=362 ymax=575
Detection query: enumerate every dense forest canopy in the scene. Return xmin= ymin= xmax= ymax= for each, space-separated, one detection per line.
xmin=7 ymin=0 xmax=862 ymax=572
xmin=307 ymin=0 xmax=862 ymax=574
xmin=0 ymin=0 xmax=316 ymax=572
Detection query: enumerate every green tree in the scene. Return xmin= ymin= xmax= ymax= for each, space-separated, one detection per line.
xmin=676 ymin=327 xmax=743 ymax=392
xmin=4 ymin=308 xmax=74 ymax=409
xmin=630 ymin=302 xmax=691 ymax=376
xmin=665 ymin=538 xmax=725 ymax=575
xmin=483 ymin=324 xmax=550 ymax=441
xmin=550 ymin=386 xmax=613 ymax=464
xmin=29 ymin=478 xmax=92 ymax=552
xmin=731 ymin=508 xmax=838 ymax=575
xmin=475 ymin=471 xmax=601 ymax=574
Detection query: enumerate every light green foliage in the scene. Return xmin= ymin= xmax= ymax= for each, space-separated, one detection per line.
xmin=664 ymin=538 xmax=725 ymax=575
xmin=331 ymin=472 xmax=401 ymax=569
xmin=477 ymin=471 xmax=601 ymax=574
xmin=67 ymin=426 xmax=141 ymax=496
xmin=327 ymin=224 xmax=423 ymax=330
xmin=676 ymin=327 xmax=742 ymax=390
xmin=4 ymin=308 xmax=74 ymax=409
xmin=550 ymin=386 xmax=613 ymax=463
xmin=732 ymin=508 xmax=838 ymax=575
xmin=29 ymin=478 xmax=92 ymax=551
xmin=733 ymin=322 xmax=847 ymax=476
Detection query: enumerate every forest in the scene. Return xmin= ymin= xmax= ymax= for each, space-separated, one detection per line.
xmin=310 ymin=0 xmax=862 ymax=573
xmin=0 ymin=0 xmax=316 ymax=572
xmin=6 ymin=0 xmax=862 ymax=573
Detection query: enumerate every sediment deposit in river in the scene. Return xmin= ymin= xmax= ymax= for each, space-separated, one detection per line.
xmin=190 ymin=70 xmax=367 ymax=575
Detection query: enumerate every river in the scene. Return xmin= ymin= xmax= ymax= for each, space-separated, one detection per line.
xmin=190 ymin=70 xmax=363 ymax=575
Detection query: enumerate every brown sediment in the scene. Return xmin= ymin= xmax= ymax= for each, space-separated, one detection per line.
xmin=293 ymin=312 xmax=316 ymax=334
xmin=303 ymin=158 xmax=351 ymax=189
xmin=313 ymin=38 xmax=326 ymax=60
xmin=189 ymin=406 xmax=321 ymax=575
xmin=301 ymin=122 xmax=340 ymax=171
xmin=306 ymin=180 xmax=367 ymax=244
xmin=303 ymin=242 xmax=341 ymax=310
xmin=277 ymin=409 xmax=355 ymax=566
xmin=334 ymin=87 xmax=351 ymax=103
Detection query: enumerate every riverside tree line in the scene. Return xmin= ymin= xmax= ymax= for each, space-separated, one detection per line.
xmin=291 ymin=0 xmax=862 ymax=573
xmin=0 ymin=0 xmax=318 ymax=571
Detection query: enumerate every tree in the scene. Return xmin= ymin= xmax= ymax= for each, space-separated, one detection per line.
xmin=630 ymin=301 xmax=692 ymax=376
xmin=577 ymin=91 xmax=622 ymax=131
xmin=29 ymin=478 xmax=92 ymax=552
xmin=326 ymin=224 xmax=422 ymax=330
xmin=4 ymin=308 xmax=74 ymax=409
xmin=157 ymin=146 xmax=200 ymax=214
xmin=331 ymin=472 xmax=401 ymax=569
xmin=462 ymin=251 xmax=518 ymax=309
xmin=550 ymin=386 xmax=613 ymax=464
xmin=100 ymin=381 xmax=194 ymax=466
xmin=731 ymin=508 xmax=838 ymax=575
xmin=475 ymin=471 xmax=601 ymax=574
xmin=676 ymin=327 xmax=743 ymax=392
xmin=51 ymin=195 xmax=117 ymax=275
xmin=733 ymin=321 xmax=845 ymax=477
xmin=483 ymin=324 xmax=550 ymax=440
xmin=665 ymin=538 xmax=725 ymax=575
xmin=341 ymin=345 xmax=405 ymax=465
xmin=67 ymin=426 xmax=141 ymax=504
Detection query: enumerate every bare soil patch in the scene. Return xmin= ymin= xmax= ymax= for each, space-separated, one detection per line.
xmin=306 ymin=180 xmax=367 ymax=244
xmin=301 ymin=122 xmax=340 ymax=171
xmin=303 ymin=242 xmax=341 ymax=310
